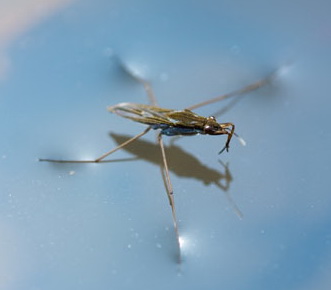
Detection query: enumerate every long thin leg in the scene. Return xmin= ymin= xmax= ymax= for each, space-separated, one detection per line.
xmin=157 ymin=132 xmax=181 ymax=263
xmin=127 ymin=65 xmax=182 ymax=261
xmin=124 ymin=64 xmax=183 ymax=262
xmin=186 ymin=70 xmax=277 ymax=111
xmin=39 ymin=127 xmax=151 ymax=163
xmin=139 ymin=78 xmax=158 ymax=106
xmin=120 ymin=65 xmax=158 ymax=106
xmin=218 ymin=123 xmax=235 ymax=154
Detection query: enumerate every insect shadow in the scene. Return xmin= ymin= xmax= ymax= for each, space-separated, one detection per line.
xmin=109 ymin=132 xmax=242 ymax=217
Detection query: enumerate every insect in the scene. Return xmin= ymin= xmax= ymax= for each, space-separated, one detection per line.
xmin=40 ymin=64 xmax=276 ymax=263
xmin=108 ymin=103 xmax=235 ymax=154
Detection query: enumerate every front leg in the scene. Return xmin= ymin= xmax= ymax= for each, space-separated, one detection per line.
xmin=218 ymin=123 xmax=235 ymax=154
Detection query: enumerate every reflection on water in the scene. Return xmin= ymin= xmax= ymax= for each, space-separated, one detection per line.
xmin=110 ymin=132 xmax=242 ymax=218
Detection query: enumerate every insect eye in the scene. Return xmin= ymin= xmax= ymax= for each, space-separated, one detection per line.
xmin=204 ymin=124 xmax=217 ymax=133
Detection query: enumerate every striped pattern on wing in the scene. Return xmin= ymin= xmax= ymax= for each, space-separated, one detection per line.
xmin=108 ymin=103 xmax=206 ymax=127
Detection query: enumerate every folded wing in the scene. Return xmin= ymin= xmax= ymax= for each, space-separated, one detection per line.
xmin=108 ymin=103 xmax=206 ymax=128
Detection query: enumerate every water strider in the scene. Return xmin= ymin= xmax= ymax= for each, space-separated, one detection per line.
xmin=40 ymin=64 xmax=277 ymax=263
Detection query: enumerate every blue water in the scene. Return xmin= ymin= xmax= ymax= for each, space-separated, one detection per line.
xmin=1 ymin=1 xmax=330 ymax=289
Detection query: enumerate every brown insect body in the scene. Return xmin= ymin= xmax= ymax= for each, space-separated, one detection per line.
xmin=108 ymin=103 xmax=235 ymax=153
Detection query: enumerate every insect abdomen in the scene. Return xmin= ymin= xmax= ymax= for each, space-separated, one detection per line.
xmin=157 ymin=125 xmax=203 ymax=136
